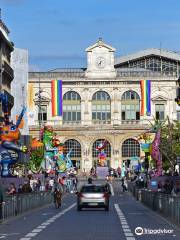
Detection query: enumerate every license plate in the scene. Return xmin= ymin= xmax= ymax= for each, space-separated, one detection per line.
xmin=88 ymin=203 xmax=98 ymax=206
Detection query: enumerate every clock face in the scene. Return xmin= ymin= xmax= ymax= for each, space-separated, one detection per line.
xmin=96 ymin=56 xmax=106 ymax=68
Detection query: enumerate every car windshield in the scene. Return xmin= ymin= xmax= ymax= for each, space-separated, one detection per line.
xmin=81 ymin=185 xmax=106 ymax=193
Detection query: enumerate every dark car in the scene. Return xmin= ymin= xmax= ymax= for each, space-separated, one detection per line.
xmin=77 ymin=184 xmax=110 ymax=211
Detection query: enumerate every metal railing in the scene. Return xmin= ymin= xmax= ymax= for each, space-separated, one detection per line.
xmin=128 ymin=182 xmax=180 ymax=226
xmin=0 ymin=191 xmax=53 ymax=222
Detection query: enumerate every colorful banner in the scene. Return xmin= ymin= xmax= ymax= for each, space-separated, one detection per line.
xmin=51 ymin=80 xmax=62 ymax=116
xmin=140 ymin=80 xmax=151 ymax=116
xmin=28 ymin=83 xmax=34 ymax=110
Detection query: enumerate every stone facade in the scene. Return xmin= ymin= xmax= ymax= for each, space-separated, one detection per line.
xmin=11 ymin=48 xmax=29 ymax=135
xmin=28 ymin=39 xmax=178 ymax=171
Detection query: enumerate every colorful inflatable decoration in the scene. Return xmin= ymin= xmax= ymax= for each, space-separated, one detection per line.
xmin=28 ymin=138 xmax=44 ymax=173
xmin=29 ymin=125 xmax=73 ymax=174
xmin=0 ymin=107 xmax=28 ymax=177
xmin=96 ymin=140 xmax=107 ymax=167
xmin=151 ymin=130 xmax=162 ymax=176
xmin=40 ymin=125 xmax=57 ymax=173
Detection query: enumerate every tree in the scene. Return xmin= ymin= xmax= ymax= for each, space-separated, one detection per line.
xmin=160 ymin=120 xmax=180 ymax=172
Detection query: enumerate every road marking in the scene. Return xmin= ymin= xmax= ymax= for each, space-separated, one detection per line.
xmin=109 ymin=183 xmax=114 ymax=196
xmin=19 ymin=203 xmax=76 ymax=240
xmin=114 ymin=204 xmax=136 ymax=240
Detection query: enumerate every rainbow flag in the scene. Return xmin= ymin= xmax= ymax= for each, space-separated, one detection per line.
xmin=140 ymin=80 xmax=151 ymax=116
xmin=51 ymin=80 xmax=62 ymax=116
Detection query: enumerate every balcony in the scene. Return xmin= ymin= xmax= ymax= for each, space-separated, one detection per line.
xmin=121 ymin=120 xmax=140 ymax=124
xmin=3 ymin=61 xmax=14 ymax=80
xmin=34 ymin=120 xmax=82 ymax=126
xmin=92 ymin=120 xmax=111 ymax=125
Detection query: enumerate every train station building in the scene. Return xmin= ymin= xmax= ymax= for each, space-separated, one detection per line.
xmin=28 ymin=38 xmax=180 ymax=171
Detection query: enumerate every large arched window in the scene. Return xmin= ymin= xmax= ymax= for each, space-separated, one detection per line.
xmin=92 ymin=139 xmax=111 ymax=167
xmin=122 ymin=138 xmax=140 ymax=158
xmin=64 ymin=139 xmax=81 ymax=168
xmin=92 ymin=91 xmax=111 ymax=124
xmin=121 ymin=91 xmax=140 ymax=121
xmin=63 ymin=91 xmax=81 ymax=123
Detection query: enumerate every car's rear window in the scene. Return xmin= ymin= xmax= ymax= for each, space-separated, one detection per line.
xmin=81 ymin=185 xmax=106 ymax=193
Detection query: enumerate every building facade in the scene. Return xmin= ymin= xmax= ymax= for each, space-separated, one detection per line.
xmin=28 ymin=39 xmax=179 ymax=171
xmin=0 ymin=19 xmax=14 ymax=124
xmin=11 ymin=48 xmax=29 ymax=135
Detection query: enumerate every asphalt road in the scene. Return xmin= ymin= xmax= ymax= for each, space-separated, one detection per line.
xmin=0 ymin=180 xmax=180 ymax=240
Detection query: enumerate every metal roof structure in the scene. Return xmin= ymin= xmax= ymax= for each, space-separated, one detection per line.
xmin=115 ymin=48 xmax=180 ymax=66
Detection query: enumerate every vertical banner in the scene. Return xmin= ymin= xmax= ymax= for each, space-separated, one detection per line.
xmin=28 ymin=83 xmax=34 ymax=110
xmin=51 ymin=80 xmax=62 ymax=116
xmin=140 ymin=80 xmax=151 ymax=116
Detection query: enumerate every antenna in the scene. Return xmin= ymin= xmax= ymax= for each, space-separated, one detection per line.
xmin=160 ymin=41 xmax=162 ymax=55
xmin=0 ymin=8 xmax=2 ymax=20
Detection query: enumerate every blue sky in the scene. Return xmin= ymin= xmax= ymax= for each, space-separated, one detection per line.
xmin=1 ymin=0 xmax=180 ymax=71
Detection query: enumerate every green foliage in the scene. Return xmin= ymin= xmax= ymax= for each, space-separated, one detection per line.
xmin=160 ymin=120 xmax=180 ymax=170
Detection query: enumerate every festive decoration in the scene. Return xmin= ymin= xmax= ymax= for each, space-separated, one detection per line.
xmin=29 ymin=125 xmax=73 ymax=174
xmin=151 ymin=130 xmax=162 ymax=176
xmin=51 ymin=80 xmax=62 ymax=116
xmin=28 ymin=138 xmax=44 ymax=173
xmin=140 ymin=80 xmax=151 ymax=116
xmin=96 ymin=140 xmax=107 ymax=167
xmin=0 ymin=106 xmax=28 ymax=177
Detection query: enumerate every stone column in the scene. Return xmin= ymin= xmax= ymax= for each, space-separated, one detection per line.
xmin=112 ymin=88 xmax=120 ymax=125
xmin=81 ymin=88 xmax=91 ymax=125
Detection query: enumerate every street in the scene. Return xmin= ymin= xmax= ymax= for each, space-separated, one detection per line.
xmin=0 ymin=180 xmax=180 ymax=240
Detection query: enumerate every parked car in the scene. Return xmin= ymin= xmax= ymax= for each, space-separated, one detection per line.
xmin=76 ymin=184 xmax=110 ymax=211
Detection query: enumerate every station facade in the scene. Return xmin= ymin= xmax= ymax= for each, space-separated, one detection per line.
xmin=28 ymin=39 xmax=179 ymax=171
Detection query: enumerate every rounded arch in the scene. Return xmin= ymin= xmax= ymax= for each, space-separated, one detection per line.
xmin=63 ymin=91 xmax=81 ymax=123
xmin=122 ymin=138 xmax=140 ymax=158
xmin=121 ymin=90 xmax=140 ymax=100
xmin=63 ymin=91 xmax=81 ymax=100
xmin=92 ymin=90 xmax=111 ymax=100
xmin=89 ymin=88 xmax=113 ymax=100
xmin=64 ymin=139 xmax=82 ymax=168
xmin=92 ymin=139 xmax=111 ymax=167
xmin=121 ymin=90 xmax=140 ymax=121
xmin=92 ymin=91 xmax=111 ymax=123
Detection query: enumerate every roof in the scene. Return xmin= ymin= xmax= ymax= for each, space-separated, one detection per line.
xmin=0 ymin=30 xmax=13 ymax=51
xmin=48 ymin=68 xmax=86 ymax=73
xmin=115 ymin=48 xmax=180 ymax=65
xmin=86 ymin=38 xmax=116 ymax=52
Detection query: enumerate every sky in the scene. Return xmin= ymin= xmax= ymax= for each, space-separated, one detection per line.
xmin=1 ymin=0 xmax=180 ymax=71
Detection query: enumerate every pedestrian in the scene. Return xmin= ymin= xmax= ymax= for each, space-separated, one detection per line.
xmin=172 ymin=180 xmax=180 ymax=196
xmin=72 ymin=176 xmax=78 ymax=192
xmin=35 ymin=178 xmax=41 ymax=191
xmin=162 ymin=179 xmax=173 ymax=194
xmin=53 ymin=186 xmax=62 ymax=208
xmin=6 ymin=183 xmax=16 ymax=195
xmin=88 ymin=177 xmax=93 ymax=184
xmin=22 ymin=181 xmax=32 ymax=193
xmin=18 ymin=184 xmax=23 ymax=194
xmin=121 ymin=178 xmax=127 ymax=192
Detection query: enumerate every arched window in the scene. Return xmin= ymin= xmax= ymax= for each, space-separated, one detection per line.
xmin=92 ymin=91 xmax=111 ymax=124
xmin=122 ymin=138 xmax=140 ymax=157
xmin=92 ymin=139 xmax=111 ymax=167
xmin=64 ymin=139 xmax=81 ymax=168
xmin=63 ymin=91 xmax=81 ymax=123
xmin=121 ymin=91 xmax=140 ymax=121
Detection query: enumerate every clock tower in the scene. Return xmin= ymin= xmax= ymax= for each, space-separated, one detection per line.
xmin=85 ymin=38 xmax=116 ymax=78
